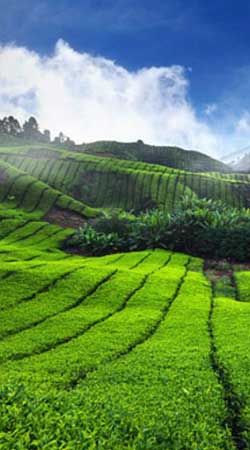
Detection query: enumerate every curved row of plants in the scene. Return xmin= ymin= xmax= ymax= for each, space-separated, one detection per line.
xmin=66 ymin=197 xmax=250 ymax=262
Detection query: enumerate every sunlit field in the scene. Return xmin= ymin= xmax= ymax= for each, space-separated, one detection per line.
xmin=0 ymin=143 xmax=249 ymax=449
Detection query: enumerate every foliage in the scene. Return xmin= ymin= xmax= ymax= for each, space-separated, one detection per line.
xmin=0 ymin=115 xmax=75 ymax=146
xmin=235 ymin=271 xmax=250 ymax=302
xmin=69 ymin=223 xmax=123 ymax=255
xmin=69 ymin=197 xmax=250 ymax=261
xmin=0 ymin=186 xmax=249 ymax=448
xmin=0 ymin=253 xmax=235 ymax=449
xmin=94 ymin=211 xmax=131 ymax=235
xmin=1 ymin=144 xmax=250 ymax=213
xmin=0 ymin=159 xmax=100 ymax=219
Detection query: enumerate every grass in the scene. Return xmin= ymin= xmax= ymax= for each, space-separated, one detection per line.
xmin=0 ymin=242 xmax=237 ymax=449
xmin=212 ymin=272 xmax=250 ymax=448
xmin=0 ymin=143 xmax=250 ymax=448
xmin=234 ymin=271 xmax=250 ymax=301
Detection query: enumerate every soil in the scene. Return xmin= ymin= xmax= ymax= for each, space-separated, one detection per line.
xmin=44 ymin=206 xmax=87 ymax=229
xmin=205 ymin=259 xmax=250 ymax=286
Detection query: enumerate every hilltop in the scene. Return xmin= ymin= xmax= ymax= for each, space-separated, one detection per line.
xmin=0 ymin=115 xmax=230 ymax=173
xmin=77 ymin=140 xmax=230 ymax=172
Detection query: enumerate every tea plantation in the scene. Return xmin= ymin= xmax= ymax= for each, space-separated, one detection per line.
xmin=1 ymin=144 xmax=250 ymax=211
xmin=0 ymin=144 xmax=250 ymax=449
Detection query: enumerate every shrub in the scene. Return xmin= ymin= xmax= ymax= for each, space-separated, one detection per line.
xmin=67 ymin=197 xmax=250 ymax=262
xmin=93 ymin=212 xmax=132 ymax=236
xmin=69 ymin=223 xmax=123 ymax=256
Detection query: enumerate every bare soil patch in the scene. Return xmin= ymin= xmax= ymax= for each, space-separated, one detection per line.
xmin=44 ymin=206 xmax=87 ymax=229
xmin=205 ymin=259 xmax=250 ymax=276
xmin=205 ymin=260 xmax=232 ymax=282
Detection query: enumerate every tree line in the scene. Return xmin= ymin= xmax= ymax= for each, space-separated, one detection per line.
xmin=0 ymin=116 xmax=75 ymax=146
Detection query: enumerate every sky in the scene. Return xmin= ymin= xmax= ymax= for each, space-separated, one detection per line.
xmin=1 ymin=0 xmax=250 ymax=158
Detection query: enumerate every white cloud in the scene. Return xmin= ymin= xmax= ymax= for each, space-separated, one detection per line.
xmin=236 ymin=111 xmax=250 ymax=133
xmin=0 ymin=40 xmax=224 ymax=156
xmin=204 ymin=103 xmax=218 ymax=116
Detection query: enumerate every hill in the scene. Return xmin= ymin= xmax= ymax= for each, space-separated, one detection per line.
xmin=78 ymin=140 xmax=231 ymax=172
xmin=0 ymin=192 xmax=250 ymax=448
xmin=0 ymin=158 xmax=100 ymax=225
xmin=0 ymin=115 xmax=230 ymax=173
xmin=0 ymin=142 xmax=250 ymax=448
xmin=0 ymin=144 xmax=249 ymax=214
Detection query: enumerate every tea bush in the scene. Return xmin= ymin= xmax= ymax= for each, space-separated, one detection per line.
xmin=68 ymin=197 xmax=250 ymax=261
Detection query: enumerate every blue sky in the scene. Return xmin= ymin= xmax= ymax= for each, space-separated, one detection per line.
xmin=1 ymin=0 xmax=250 ymax=156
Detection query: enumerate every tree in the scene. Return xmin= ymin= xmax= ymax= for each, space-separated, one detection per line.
xmin=0 ymin=116 xmax=22 ymax=135
xmin=8 ymin=116 xmax=22 ymax=135
xmin=23 ymin=116 xmax=39 ymax=139
xmin=64 ymin=136 xmax=75 ymax=147
xmin=53 ymin=132 xmax=66 ymax=145
xmin=53 ymin=132 xmax=75 ymax=147
xmin=43 ymin=129 xmax=51 ymax=143
xmin=0 ymin=114 xmax=73 ymax=146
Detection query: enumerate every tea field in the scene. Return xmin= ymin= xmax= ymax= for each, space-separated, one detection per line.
xmin=1 ymin=144 xmax=250 ymax=211
xmin=1 ymin=145 xmax=250 ymax=449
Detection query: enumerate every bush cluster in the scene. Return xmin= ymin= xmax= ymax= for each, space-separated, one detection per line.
xmin=67 ymin=197 xmax=250 ymax=261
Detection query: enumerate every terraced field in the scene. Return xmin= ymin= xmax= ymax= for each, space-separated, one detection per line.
xmin=1 ymin=144 xmax=250 ymax=211
xmin=0 ymin=202 xmax=250 ymax=449
xmin=1 ymin=144 xmax=250 ymax=449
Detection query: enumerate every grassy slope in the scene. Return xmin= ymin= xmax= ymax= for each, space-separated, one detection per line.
xmin=1 ymin=145 xmax=250 ymax=448
xmin=0 ymin=205 xmax=235 ymax=449
xmin=0 ymin=158 xmax=100 ymax=219
xmin=0 ymin=204 xmax=249 ymax=448
xmin=0 ymin=144 xmax=250 ymax=211
xmin=78 ymin=140 xmax=231 ymax=172
xmin=0 ymin=135 xmax=230 ymax=172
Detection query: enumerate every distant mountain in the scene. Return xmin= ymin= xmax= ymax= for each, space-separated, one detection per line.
xmin=77 ymin=140 xmax=230 ymax=173
xmin=229 ymin=152 xmax=250 ymax=172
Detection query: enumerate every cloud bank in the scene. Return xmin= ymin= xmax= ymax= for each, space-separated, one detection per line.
xmin=0 ymin=39 xmax=238 ymax=157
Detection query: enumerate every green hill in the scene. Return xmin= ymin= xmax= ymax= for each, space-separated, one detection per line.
xmin=0 ymin=142 xmax=250 ymax=448
xmin=0 ymin=194 xmax=249 ymax=448
xmin=0 ymin=144 xmax=249 ymax=213
xmin=78 ymin=140 xmax=230 ymax=172
xmin=0 ymin=158 xmax=99 ymax=221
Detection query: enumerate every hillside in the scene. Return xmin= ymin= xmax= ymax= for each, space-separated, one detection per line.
xmin=0 ymin=159 xmax=99 ymax=218
xmin=1 ymin=143 xmax=250 ymax=449
xmin=0 ymin=145 xmax=249 ymax=214
xmin=0 ymin=187 xmax=250 ymax=448
xmin=0 ymin=127 xmax=230 ymax=173
xmin=78 ymin=140 xmax=231 ymax=172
